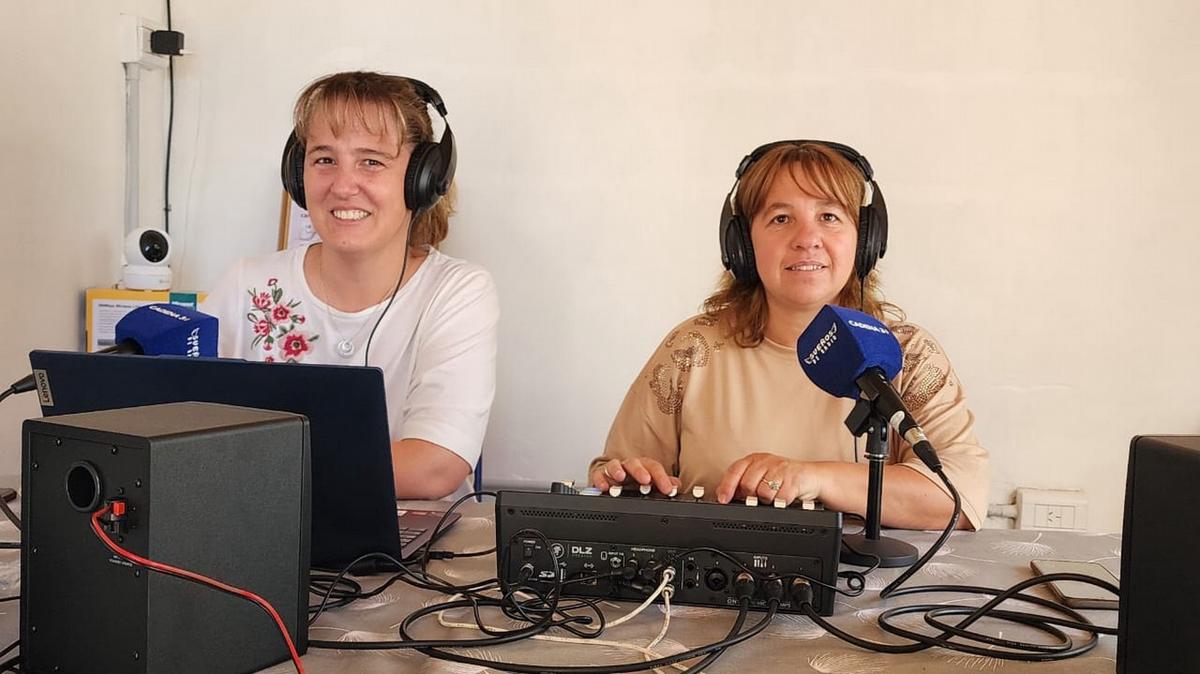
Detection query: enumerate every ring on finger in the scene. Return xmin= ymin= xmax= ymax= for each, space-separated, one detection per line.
xmin=760 ymin=477 xmax=782 ymax=491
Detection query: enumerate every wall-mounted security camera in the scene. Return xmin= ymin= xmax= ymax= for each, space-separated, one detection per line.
xmin=121 ymin=227 xmax=173 ymax=290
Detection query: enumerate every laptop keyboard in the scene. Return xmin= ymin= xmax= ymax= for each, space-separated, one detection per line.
xmin=399 ymin=526 xmax=425 ymax=546
xmin=395 ymin=508 xmax=461 ymax=560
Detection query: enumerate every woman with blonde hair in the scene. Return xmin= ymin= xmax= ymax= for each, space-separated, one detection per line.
xmin=205 ymin=72 xmax=498 ymax=499
xmin=590 ymin=141 xmax=988 ymax=530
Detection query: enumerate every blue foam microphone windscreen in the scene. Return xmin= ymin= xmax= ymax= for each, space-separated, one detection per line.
xmin=796 ymin=304 xmax=944 ymax=472
xmin=796 ymin=304 xmax=902 ymax=399
xmin=114 ymin=303 xmax=218 ymax=357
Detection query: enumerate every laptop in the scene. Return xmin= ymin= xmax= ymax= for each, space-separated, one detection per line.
xmin=27 ymin=350 xmax=458 ymax=569
xmin=1118 ymin=435 xmax=1200 ymax=674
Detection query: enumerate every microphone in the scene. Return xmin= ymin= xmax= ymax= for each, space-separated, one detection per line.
xmin=796 ymin=304 xmax=941 ymax=472
xmin=3 ymin=304 xmax=218 ymax=401
xmin=112 ymin=303 xmax=218 ymax=358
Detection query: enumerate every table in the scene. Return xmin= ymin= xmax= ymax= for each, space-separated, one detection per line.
xmin=255 ymin=502 xmax=1120 ymax=674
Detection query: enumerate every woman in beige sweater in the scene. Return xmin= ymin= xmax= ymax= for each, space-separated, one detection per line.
xmin=589 ymin=141 xmax=988 ymax=530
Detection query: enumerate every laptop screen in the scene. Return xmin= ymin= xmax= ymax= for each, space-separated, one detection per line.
xmin=28 ymin=350 xmax=402 ymax=568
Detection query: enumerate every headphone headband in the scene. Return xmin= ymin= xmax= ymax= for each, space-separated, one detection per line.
xmin=737 ymin=140 xmax=874 ymax=182
xmin=404 ymin=77 xmax=448 ymax=117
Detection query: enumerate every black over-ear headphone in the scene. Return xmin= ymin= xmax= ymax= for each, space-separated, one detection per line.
xmin=280 ymin=77 xmax=457 ymax=215
xmin=718 ymin=140 xmax=888 ymax=285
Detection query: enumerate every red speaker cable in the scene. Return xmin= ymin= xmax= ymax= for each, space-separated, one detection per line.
xmin=89 ymin=503 xmax=306 ymax=674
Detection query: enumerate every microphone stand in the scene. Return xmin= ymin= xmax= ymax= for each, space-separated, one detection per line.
xmin=840 ymin=398 xmax=918 ymax=568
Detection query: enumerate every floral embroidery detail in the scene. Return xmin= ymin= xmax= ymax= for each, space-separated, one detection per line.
xmin=649 ymin=326 xmax=716 ymax=415
xmin=245 ymin=278 xmax=319 ymax=363
xmin=650 ymin=363 xmax=684 ymax=415
xmin=281 ymin=333 xmax=311 ymax=359
xmin=667 ymin=331 xmax=711 ymax=372
xmin=903 ymin=355 xmax=948 ymax=413
xmin=892 ymin=324 xmax=951 ymax=414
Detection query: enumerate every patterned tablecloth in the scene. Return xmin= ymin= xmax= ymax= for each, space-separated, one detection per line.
xmin=0 ymin=503 xmax=1119 ymax=672
xmin=250 ymin=502 xmax=1121 ymax=674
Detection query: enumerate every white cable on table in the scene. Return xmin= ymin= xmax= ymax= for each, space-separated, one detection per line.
xmin=431 ymin=567 xmax=703 ymax=672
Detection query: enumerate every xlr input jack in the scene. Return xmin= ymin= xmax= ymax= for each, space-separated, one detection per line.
xmin=703 ymin=568 xmax=728 ymax=592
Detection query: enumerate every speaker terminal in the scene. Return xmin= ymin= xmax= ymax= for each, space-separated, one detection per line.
xmin=100 ymin=498 xmax=129 ymax=535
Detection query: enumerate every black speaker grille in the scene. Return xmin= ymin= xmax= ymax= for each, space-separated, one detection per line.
xmin=519 ymin=508 xmax=619 ymax=522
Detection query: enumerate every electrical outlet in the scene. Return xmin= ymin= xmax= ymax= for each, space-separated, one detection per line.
xmin=1015 ymin=488 xmax=1088 ymax=531
xmin=118 ymin=14 xmax=167 ymax=69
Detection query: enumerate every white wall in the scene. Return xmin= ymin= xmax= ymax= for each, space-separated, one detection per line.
xmin=0 ymin=0 xmax=162 ymax=473
xmin=3 ymin=1 xmax=1198 ymax=532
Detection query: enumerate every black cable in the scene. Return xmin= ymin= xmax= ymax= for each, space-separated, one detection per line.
xmin=308 ymin=509 xmax=781 ymax=672
xmin=310 ymin=556 xmax=497 ymax=619
xmin=801 ymin=573 xmax=1115 ymax=660
xmin=423 ymin=546 xmax=495 ymax=560
xmin=676 ymin=597 xmax=748 ymax=673
xmin=396 ymin=554 xmax=773 ymax=673
xmin=307 ymin=549 xmax=499 ymax=625
xmin=306 ymin=572 xmax=363 ymax=615
xmin=877 ymin=577 xmax=1115 ymax=658
xmin=311 ymin=527 xmax=617 ymax=647
xmin=405 ymin=598 xmax=775 ymax=674
xmin=308 ymin=492 xmax=500 ymax=623
xmin=486 ymin=583 xmax=607 ymax=639
xmin=0 ymin=638 xmax=18 ymax=673
xmin=4 ymin=373 xmax=35 ymax=400
xmin=163 ymin=0 xmax=174 ymax=234
xmin=799 ymin=468 xmax=1117 ymax=661
xmin=0 ymin=498 xmax=21 ymax=531
xmin=310 ymin=528 xmax=568 ymax=651
xmin=361 ymin=214 xmax=416 ymax=367
xmin=0 ymin=488 xmax=22 ymax=552
xmin=403 ymin=490 xmax=500 ymax=592
xmin=416 ymin=491 xmax=495 ymax=572
xmin=878 ymin=468 xmax=961 ymax=598
xmin=0 ymin=596 xmax=18 ymax=603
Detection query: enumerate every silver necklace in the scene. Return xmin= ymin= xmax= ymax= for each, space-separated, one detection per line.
xmin=317 ymin=248 xmax=392 ymax=359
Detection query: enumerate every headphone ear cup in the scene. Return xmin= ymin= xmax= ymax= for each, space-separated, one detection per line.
xmin=404 ymin=141 xmax=437 ymax=214
xmin=855 ymin=206 xmax=874 ymax=280
xmin=855 ymin=180 xmax=888 ymax=280
xmin=280 ymin=131 xmax=307 ymax=210
xmin=722 ymin=214 xmax=757 ymax=284
xmin=718 ymin=190 xmax=758 ymax=284
xmin=870 ymin=182 xmax=888 ymax=262
xmin=734 ymin=216 xmax=757 ymax=283
xmin=405 ymin=140 xmax=452 ymax=215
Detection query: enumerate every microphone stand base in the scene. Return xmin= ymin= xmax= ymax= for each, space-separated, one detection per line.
xmin=841 ymin=532 xmax=918 ymax=568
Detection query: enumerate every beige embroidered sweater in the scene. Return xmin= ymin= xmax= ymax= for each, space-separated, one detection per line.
xmin=591 ymin=315 xmax=989 ymax=529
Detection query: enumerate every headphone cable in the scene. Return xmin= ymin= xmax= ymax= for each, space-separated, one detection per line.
xmin=163 ymin=0 xmax=175 ymax=234
xmin=361 ymin=214 xmax=416 ymax=367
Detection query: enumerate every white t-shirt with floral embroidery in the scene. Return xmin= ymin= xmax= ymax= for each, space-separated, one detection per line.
xmin=202 ymin=243 xmax=499 ymax=489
